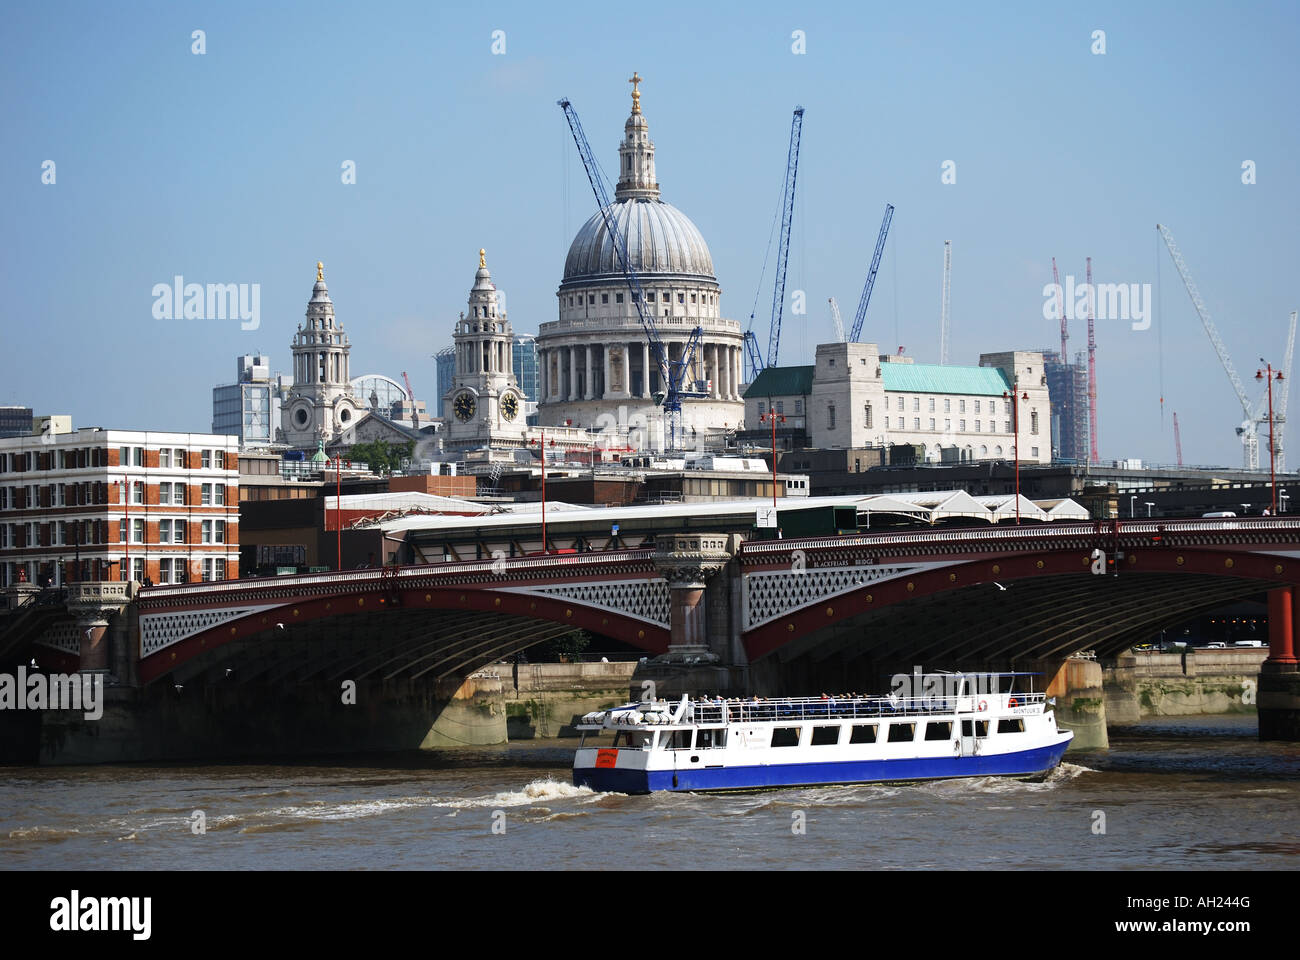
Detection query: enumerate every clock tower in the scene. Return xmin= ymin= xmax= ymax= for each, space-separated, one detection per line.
xmin=282 ymin=262 xmax=364 ymax=448
xmin=444 ymin=249 xmax=528 ymax=452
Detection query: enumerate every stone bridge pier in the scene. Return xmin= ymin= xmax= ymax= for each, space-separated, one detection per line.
xmin=1260 ymin=586 xmax=1300 ymax=739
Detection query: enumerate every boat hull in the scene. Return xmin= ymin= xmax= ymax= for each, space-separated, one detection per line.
xmin=573 ymin=736 xmax=1072 ymax=794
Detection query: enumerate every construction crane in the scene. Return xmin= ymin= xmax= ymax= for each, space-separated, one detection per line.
xmin=1173 ymin=411 xmax=1183 ymax=466
xmin=765 ymin=106 xmax=805 ymax=369
xmin=558 ymin=96 xmax=706 ymax=451
xmin=1085 ymin=257 xmax=1099 ymax=464
xmin=1157 ymin=223 xmax=1264 ymax=469
xmin=1053 ymin=257 xmax=1068 ymax=360
xmin=829 ymin=298 xmax=845 ymax=343
xmin=1268 ymin=309 xmax=1296 ymax=471
xmin=938 ymin=239 xmax=952 ymax=364
xmin=848 ymin=203 xmax=895 ymax=343
xmin=400 ymin=371 xmax=421 ymax=429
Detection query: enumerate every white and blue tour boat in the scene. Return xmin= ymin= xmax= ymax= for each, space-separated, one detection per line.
xmin=573 ymin=673 xmax=1073 ymax=793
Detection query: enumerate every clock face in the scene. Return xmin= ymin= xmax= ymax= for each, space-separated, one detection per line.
xmin=500 ymin=392 xmax=519 ymax=421
xmin=453 ymin=392 xmax=476 ymax=422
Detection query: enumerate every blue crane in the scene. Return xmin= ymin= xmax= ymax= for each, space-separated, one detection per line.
xmin=558 ymin=97 xmax=706 ymax=451
xmin=848 ymin=203 xmax=895 ymax=343
xmin=765 ymin=106 xmax=805 ymax=369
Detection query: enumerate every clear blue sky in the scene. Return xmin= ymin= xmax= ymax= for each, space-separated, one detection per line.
xmin=3 ymin=0 xmax=1297 ymax=467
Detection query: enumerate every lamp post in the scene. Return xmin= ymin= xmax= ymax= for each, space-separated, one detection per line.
xmin=1130 ymin=495 xmax=1138 ymax=518
xmin=334 ymin=456 xmax=342 ymax=571
xmin=1001 ymin=385 xmax=1029 ymax=524
xmin=531 ymin=430 xmax=551 ymax=554
xmin=759 ymin=410 xmax=786 ymax=511
xmin=1257 ymin=360 xmax=1284 ymax=515
xmin=114 ymin=478 xmax=129 ymax=583
xmin=1145 ymin=501 xmax=1155 ymax=518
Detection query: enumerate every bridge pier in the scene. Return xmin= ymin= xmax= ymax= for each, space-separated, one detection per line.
xmin=66 ymin=582 xmax=131 ymax=676
xmin=1030 ymin=655 xmax=1109 ymax=751
xmin=1260 ymin=587 xmax=1300 ymax=740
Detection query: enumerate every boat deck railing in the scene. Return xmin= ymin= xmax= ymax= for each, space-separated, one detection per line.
xmin=684 ymin=693 xmax=1046 ymax=725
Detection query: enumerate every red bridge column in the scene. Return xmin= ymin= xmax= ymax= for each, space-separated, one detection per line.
xmin=1260 ymin=587 xmax=1300 ymax=741
xmin=1270 ymin=587 xmax=1298 ymax=665
xmin=652 ymin=533 xmax=732 ymax=662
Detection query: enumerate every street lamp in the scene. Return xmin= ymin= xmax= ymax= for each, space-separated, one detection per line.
xmin=758 ymin=410 xmax=786 ymax=511
xmin=1002 ymin=386 xmax=1030 ymax=524
xmin=529 ymin=431 xmax=555 ymax=554
xmin=113 ymin=478 xmax=130 ymax=583
xmin=1256 ymin=360 xmax=1284 ymax=515
xmin=1145 ymin=501 xmax=1155 ymax=518
xmin=1130 ymin=495 xmax=1138 ymax=518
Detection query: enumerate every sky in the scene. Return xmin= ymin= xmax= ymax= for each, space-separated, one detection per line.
xmin=2 ymin=0 xmax=1298 ymax=468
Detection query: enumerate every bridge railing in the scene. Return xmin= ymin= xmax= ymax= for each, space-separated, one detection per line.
xmin=138 ymin=548 xmax=658 ymax=600
xmin=740 ymin=517 xmax=1300 ymax=556
xmin=686 ymin=692 xmax=1045 ymax=724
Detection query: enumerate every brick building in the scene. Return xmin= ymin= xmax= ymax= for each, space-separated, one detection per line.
xmin=0 ymin=424 xmax=239 ymax=586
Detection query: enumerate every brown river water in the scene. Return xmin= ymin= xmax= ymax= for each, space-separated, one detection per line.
xmin=1 ymin=715 xmax=1296 ymax=870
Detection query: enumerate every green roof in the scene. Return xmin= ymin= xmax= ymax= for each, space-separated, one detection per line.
xmin=743 ymin=365 xmax=814 ymax=399
xmin=881 ymin=362 xmax=1011 ymax=396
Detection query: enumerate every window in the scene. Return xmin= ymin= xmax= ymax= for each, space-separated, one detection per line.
xmin=175 ymin=559 xmax=188 ymax=583
xmin=1031 ymin=446 xmax=1039 ymax=458
xmin=827 ymin=405 xmax=836 ymax=430
xmin=119 ymin=519 xmax=126 ymax=544
xmin=897 ymin=417 xmax=904 ymax=429
xmin=929 ymin=418 xmax=936 ymax=430
xmin=615 ymin=293 xmax=624 ymax=303
xmin=202 ymin=520 xmax=213 ymax=544
xmin=850 ymin=724 xmax=878 ymax=744
xmin=775 ymin=401 xmax=784 ymax=415
xmin=677 ymin=293 xmax=684 ymax=304
xmin=864 ymin=403 xmax=872 ymax=428
xmin=959 ymin=399 xmax=966 ymax=413
xmin=214 ymin=484 xmax=224 ymax=505
xmin=158 ymin=558 xmax=172 ymax=584
xmin=913 ymin=417 xmax=920 ymax=430
xmin=646 ymin=292 xmax=655 ymax=302
xmin=132 ymin=557 xmax=144 ymax=582
xmin=172 ymin=484 xmax=184 ymax=505
xmin=132 ymin=519 xmax=144 ymax=543
xmin=795 ymin=399 xmax=803 ymax=415
xmin=160 ymin=448 xmax=171 ymax=468
xmin=1031 ymin=411 xmax=1039 ymax=434
xmin=203 ymin=558 xmax=214 ymax=581
xmin=214 ymin=520 xmax=225 ymax=544
xmin=159 ymin=519 xmax=171 ymax=542
xmin=201 ymin=483 xmax=212 ymax=506
xmin=944 ymin=398 xmax=951 ymax=413
xmin=758 ymin=401 xmax=766 ymax=416
xmin=1005 ymin=420 xmax=1012 ymax=433
xmin=771 ymin=727 xmax=801 ymax=748
xmin=133 ymin=447 xmax=144 ymax=467
xmin=201 ymin=449 xmax=211 ymax=469
xmin=811 ymin=726 xmax=841 ymax=746
xmin=928 ymin=398 xmax=935 ymax=412
xmin=174 ymin=520 xmax=186 ymax=543
xmin=601 ymin=293 xmax=608 ymax=304
xmin=945 ymin=419 xmax=951 ymax=431
xmin=997 ymin=718 xmax=1025 ymax=734
xmin=1004 ymin=400 xmax=1012 ymax=415
xmin=960 ymin=720 xmax=989 ymax=738
xmin=159 ymin=482 xmax=170 ymax=503
xmin=960 ymin=419 xmax=966 ymax=431
xmin=215 ymin=558 xmax=226 ymax=580
xmin=975 ymin=420 xmax=981 ymax=432
xmin=695 ymin=728 xmax=726 ymax=749
xmin=588 ymin=294 xmax=595 ymax=305
xmin=132 ymin=481 xmax=144 ymax=505
xmin=174 ymin=448 xmax=185 ymax=468
xmin=663 ymin=730 xmax=692 ymax=750
xmin=912 ymin=397 xmax=920 ymax=412
xmin=691 ymin=293 xmax=697 ymax=303
xmin=925 ymin=721 xmax=953 ymax=741
xmin=828 ymin=357 xmax=835 ymax=367
xmin=886 ymin=722 xmax=916 ymax=742
xmin=119 ymin=446 xmax=130 ymax=466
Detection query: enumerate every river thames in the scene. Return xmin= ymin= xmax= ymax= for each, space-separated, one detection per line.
xmin=2 ymin=715 xmax=1295 ymax=870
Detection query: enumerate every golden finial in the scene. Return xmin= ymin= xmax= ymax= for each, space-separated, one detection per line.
xmin=628 ymin=72 xmax=642 ymax=114
xmin=479 ymin=248 xmax=486 ymax=269
xmin=316 ymin=261 xmax=323 ymax=282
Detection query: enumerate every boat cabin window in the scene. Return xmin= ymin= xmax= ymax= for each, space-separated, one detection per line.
xmin=811 ymin=725 xmax=841 ymax=746
xmin=924 ymin=721 xmax=952 ymax=741
xmin=612 ymin=730 xmax=653 ymax=749
xmin=997 ymin=718 xmax=1024 ymax=734
xmin=850 ymin=723 xmax=878 ymax=744
xmin=696 ymin=728 xmax=728 ymax=749
xmin=887 ymin=722 xmax=916 ymax=743
xmin=771 ymin=727 xmax=801 ymax=748
xmin=961 ymin=720 xmax=989 ymax=738
xmin=662 ymin=730 xmax=693 ymax=750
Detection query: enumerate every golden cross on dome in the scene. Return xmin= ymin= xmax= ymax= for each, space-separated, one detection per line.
xmin=628 ymin=72 xmax=642 ymax=113
xmin=316 ymin=261 xmax=323 ymax=282
xmin=479 ymin=248 xmax=486 ymax=269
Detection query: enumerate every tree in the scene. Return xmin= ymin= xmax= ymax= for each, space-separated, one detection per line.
xmin=346 ymin=439 xmax=414 ymax=475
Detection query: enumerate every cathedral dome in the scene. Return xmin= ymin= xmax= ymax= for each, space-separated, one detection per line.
xmin=562 ymin=199 xmax=715 ymax=286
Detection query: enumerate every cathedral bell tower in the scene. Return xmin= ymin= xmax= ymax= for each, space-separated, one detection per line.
xmin=444 ymin=250 xmax=527 ymax=450
xmin=282 ymin=262 xmax=362 ymax=447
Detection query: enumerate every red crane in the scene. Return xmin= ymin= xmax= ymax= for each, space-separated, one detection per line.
xmin=401 ymin=371 xmax=420 ymax=429
xmin=1173 ymin=411 xmax=1183 ymax=466
xmin=1086 ymin=257 xmax=1099 ymax=464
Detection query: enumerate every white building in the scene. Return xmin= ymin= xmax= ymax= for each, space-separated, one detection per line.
xmin=537 ymin=75 xmax=745 ymax=449
xmin=443 ymin=250 xmax=530 ymax=455
xmin=212 ymin=354 xmax=289 ymax=448
xmin=744 ymin=344 xmax=1052 ymax=463
xmin=0 ymin=422 xmax=239 ymax=586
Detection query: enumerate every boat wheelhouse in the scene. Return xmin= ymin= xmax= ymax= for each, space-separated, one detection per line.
xmin=573 ymin=672 xmax=1073 ymax=793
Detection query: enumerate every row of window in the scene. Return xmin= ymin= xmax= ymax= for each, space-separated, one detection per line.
xmin=0 ymin=480 xmax=228 ymax=510
xmin=636 ymin=718 xmax=1026 ymax=751
xmin=118 ymin=518 xmax=227 ymax=544
xmin=565 ymin=290 xmax=718 ymax=308
xmin=757 ymin=400 xmax=803 ymax=416
xmin=0 ymin=517 xmax=228 ymax=549
xmin=0 ymin=447 xmax=231 ymax=473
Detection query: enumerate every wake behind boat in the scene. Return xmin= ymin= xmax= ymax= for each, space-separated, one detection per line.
xmin=573 ymin=672 xmax=1073 ymax=793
